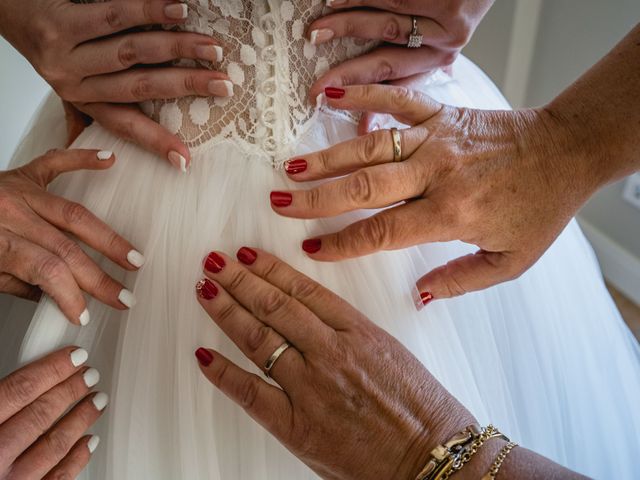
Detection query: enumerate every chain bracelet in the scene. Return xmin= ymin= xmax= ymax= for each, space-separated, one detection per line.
xmin=440 ymin=425 xmax=498 ymax=480
xmin=481 ymin=441 xmax=518 ymax=480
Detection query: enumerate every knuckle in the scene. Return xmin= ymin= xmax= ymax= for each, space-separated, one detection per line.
xmin=117 ymin=38 xmax=138 ymax=69
xmin=346 ymin=170 xmax=374 ymax=205
xmin=352 ymin=215 xmax=391 ymax=251
xmin=290 ymin=278 xmax=322 ymax=301
xmin=440 ymin=50 xmax=459 ymax=67
xmin=1 ymin=371 xmax=38 ymax=409
xmin=343 ymin=20 xmax=356 ymax=38
xmin=227 ymin=269 xmax=250 ymax=292
xmin=260 ymin=259 xmax=283 ymax=281
xmin=24 ymin=398 xmax=54 ymax=432
xmin=211 ymin=360 xmax=230 ymax=387
xmin=216 ymin=302 xmax=239 ymax=323
xmin=388 ymin=0 xmax=411 ymax=10
xmin=238 ymin=376 xmax=260 ymax=410
xmin=33 ymin=18 xmax=61 ymax=48
xmin=315 ymin=149 xmax=331 ymax=175
xmin=62 ymin=201 xmax=90 ymax=225
xmin=104 ymin=5 xmax=124 ymax=30
xmin=245 ymin=324 xmax=273 ymax=354
xmin=171 ymin=39 xmax=186 ymax=60
xmin=305 ymin=188 xmax=321 ymax=211
xmin=43 ymin=428 xmax=72 ymax=459
xmin=382 ymin=18 xmax=401 ymax=41
xmin=54 ymin=239 xmax=84 ymax=266
xmin=48 ymin=471 xmax=74 ymax=480
xmin=256 ymin=289 xmax=289 ymax=318
xmin=374 ymin=59 xmax=394 ymax=82
xmin=182 ymin=74 xmax=197 ymax=94
xmin=130 ymin=76 xmax=154 ymax=101
xmin=389 ymin=86 xmax=414 ymax=108
xmin=36 ymin=255 xmax=68 ymax=283
xmin=358 ymin=133 xmax=382 ymax=164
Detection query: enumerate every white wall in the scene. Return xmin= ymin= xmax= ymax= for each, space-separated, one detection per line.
xmin=0 ymin=38 xmax=50 ymax=169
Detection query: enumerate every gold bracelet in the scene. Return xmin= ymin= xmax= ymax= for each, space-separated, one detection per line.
xmin=481 ymin=441 xmax=518 ymax=480
xmin=415 ymin=425 xmax=509 ymax=480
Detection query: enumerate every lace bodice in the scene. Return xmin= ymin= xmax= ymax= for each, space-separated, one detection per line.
xmin=134 ymin=0 xmax=376 ymax=166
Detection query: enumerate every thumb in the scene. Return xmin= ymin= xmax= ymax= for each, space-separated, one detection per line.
xmin=415 ymin=251 xmax=524 ymax=308
xmin=22 ymin=149 xmax=116 ymax=187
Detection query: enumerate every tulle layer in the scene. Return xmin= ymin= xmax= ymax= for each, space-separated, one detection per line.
xmin=1 ymin=56 xmax=639 ymax=479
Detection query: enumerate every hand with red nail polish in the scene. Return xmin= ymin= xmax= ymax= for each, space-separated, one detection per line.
xmin=193 ymin=248 xmax=581 ymax=480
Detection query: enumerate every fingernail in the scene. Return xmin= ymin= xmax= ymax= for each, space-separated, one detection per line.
xmin=325 ymin=87 xmax=346 ymax=99
xmin=127 ymin=249 xmax=146 ymax=269
xmin=196 ymin=279 xmax=218 ymax=300
xmin=204 ymin=252 xmax=226 ymax=273
xmin=195 ymin=348 xmax=214 ymax=366
xmin=79 ymin=308 xmax=91 ymax=327
xmin=97 ymin=150 xmax=113 ymax=161
xmin=237 ymin=247 xmax=258 ymax=265
xmin=165 ymin=3 xmax=188 ymax=20
xmin=310 ymin=28 xmax=335 ymax=45
xmin=270 ymin=191 xmax=293 ymax=207
xmin=168 ymin=151 xmax=189 ymax=173
xmin=326 ymin=0 xmax=346 ymax=6
xmin=83 ymin=368 xmax=100 ymax=388
xmin=419 ymin=291 xmax=434 ymax=309
xmin=195 ymin=44 xmax=223 ymax=62
xmin=70 ymin=348 xmax=88 ymax=367
xmin=118 ymin=289 xmax=137 ymax=309
xmin=87 ymin=435 xmax=100 ymax=454
xmin=285 ymin=159 xmax=307 ymax=175
xmin=92 ymin=392 xmax=109 ymax=411
xmin=302 ymin=238 xmax=322 ymax=254
xmin=208 ymin=80 xmax=234 ymax=97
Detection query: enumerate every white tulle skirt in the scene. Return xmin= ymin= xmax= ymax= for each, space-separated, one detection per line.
xmin=1 ymin=56 xmax=639 ymax=479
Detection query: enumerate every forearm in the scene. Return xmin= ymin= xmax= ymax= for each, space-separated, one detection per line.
xmin=543 ymin=22 xmax=640 ymax=191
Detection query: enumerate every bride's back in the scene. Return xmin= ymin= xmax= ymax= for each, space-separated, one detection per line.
xmin=139 ymin=1 xmax=376 ymax=163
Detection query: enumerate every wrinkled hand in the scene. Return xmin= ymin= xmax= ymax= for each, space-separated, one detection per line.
xmin=272 ymin=85 xmax=592 ymax=304
xmin=0 ymin=149 xmax=143 ymax=324
xmin=0 ymin=0 xmax=232 ymax=170
xmin=193 ymin=247 xmax=476 ymax=479
xmin=307 ymin=0 xmax=494 ymax=134
xmin=0 ymin=347 xmax=108 ymax=479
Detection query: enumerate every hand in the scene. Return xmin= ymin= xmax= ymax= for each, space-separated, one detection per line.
xmin=0 ymin=149 xmax=143 ymax=324
xmin=306 ymin=0 xmax=494 ymax=134
xmin=0 ymin=346 xmax=108 ymax=479
xmin=193 ymin=247 xmax=477 ymax=479
xmin=0 ymin=0 xmax=231 ymax=170
xmin=271 ymin=85 xmax=594 ymax=305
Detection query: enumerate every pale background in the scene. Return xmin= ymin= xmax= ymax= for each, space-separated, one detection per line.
xmin=1 ymin=0 xmax=639 ymax=303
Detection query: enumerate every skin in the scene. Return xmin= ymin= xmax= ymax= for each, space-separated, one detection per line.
xmin=194 ymin=247 xmax=586 ymax=479
xmin=0 ymin=347 xmax=106 ymax=479
xmin=0 ymin=0 xmax=232 ymax=170
xmin=272 ymin=23 xmax=640 ymax=303
xmin=307 ymin=0 xmax=495 ymax=135
xmin=0 ymin=149 xmax=141 ymax=324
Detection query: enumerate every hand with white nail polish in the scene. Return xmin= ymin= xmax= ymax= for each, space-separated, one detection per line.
xmin=0 ymin=149 xmax=141 ymax=324
xmin=0 ymin=0 xmax=231 ymax=172
xmin=307 ymin=0 xmax=493 ymax=135
xmin=0 ymin=346 xmax=107 ymax=479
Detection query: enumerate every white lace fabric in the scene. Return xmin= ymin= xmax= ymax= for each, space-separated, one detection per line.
xmin=133 ymin=0 xmax=378 ymax=166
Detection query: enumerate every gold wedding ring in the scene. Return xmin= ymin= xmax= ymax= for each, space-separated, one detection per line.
xmin=264 ymin=342 xmax=291 ymax=378
xmin=390 ymin=128 xmax=403 ymax=162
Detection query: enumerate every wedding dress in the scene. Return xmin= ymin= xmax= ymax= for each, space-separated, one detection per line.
xmin=1 ymin=1 xmax=640 ymax=478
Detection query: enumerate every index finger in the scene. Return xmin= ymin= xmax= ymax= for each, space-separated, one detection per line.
xmin=0 ymin=347 xmax=88 ymax=424
xmin=326 ymin=0 xmax=442 ymax=16
xmin=69 ymin=0 xmax=190 ymax=43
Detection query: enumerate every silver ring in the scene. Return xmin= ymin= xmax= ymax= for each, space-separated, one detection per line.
xmin=264 ymin=342 xmax=291 ymax=378
xmin=407 ymin=16 xmax=423 ymax=48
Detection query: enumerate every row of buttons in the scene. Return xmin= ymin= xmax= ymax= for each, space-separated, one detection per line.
xmin=258 ymin=12 xmax=278 ymax=155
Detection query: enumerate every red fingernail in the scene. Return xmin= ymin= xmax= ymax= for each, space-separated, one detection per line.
xmin=195 ymin=348 xmax=214 ymax=366
xmin=285 ymin=159 xmax=307 ymax=175
xmin=302 ymin=238 xmax=322 ymax=254
xmin=270 ymin=191 xmax=293 ymax=207
xmin=325 ymin=87 xmax=346 ymax=99
xmin=196 ymin=279 xmax=218 ymax=300
xmin=420 ymin=292 xmax=434 ymax=306
xmin=237 ymin=247 xmax=258 ymax=265
xmin=204 ymin=252 xmax=225 ymax=273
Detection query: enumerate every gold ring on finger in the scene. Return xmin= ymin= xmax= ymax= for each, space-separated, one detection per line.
xmin=264 ymin=341 xmax=291 ymax=379
xmin=390 ymin=128 xmax=403 ymax=162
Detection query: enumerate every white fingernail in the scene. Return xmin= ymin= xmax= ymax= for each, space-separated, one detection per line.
xmin=79 ymin=308 xmax=91 ymax=327
xmin=87 ymin=435 xmax=100 ymax=454
xmin=195 ymin=45 xmax=224 ymax=62
xmin=165 ymin=3 xmax=188 ymax=19
xmin=214 ymin=46 xmax=224 ymax=61
xmin=208 ymin=80 xmax=234 ymax=97
xmin=118 ymin=289 xmax=137 ymax=309
xmin=168 ymin=151 xmax=189 ymax=173
xmin=92 ymin=392 xmax=109 ymax=411
xmin=83 ymin=368 xmax=100 ymax=388
xmin=97 ymin=151 xmax=113 ymax=161
xmin=70 ymin=348 xmax=88 ymax=367
xmin=310 ymin=28 xmax=334 ymax=45
xmin=127 ymin=250 xmax=146 ymax=268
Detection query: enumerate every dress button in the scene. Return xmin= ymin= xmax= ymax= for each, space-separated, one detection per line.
xmin=261 ymin=45 xmax=277 ymax=64
xmin=261 ymin=78 xmax=277 ymax=96
xmin=261 ymin=108 xmax=276 ymax=126
xmin=262 ymin=137 xmax=277 ymax=154
xmin=259 ymin=14 xmax=277 ymax=34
